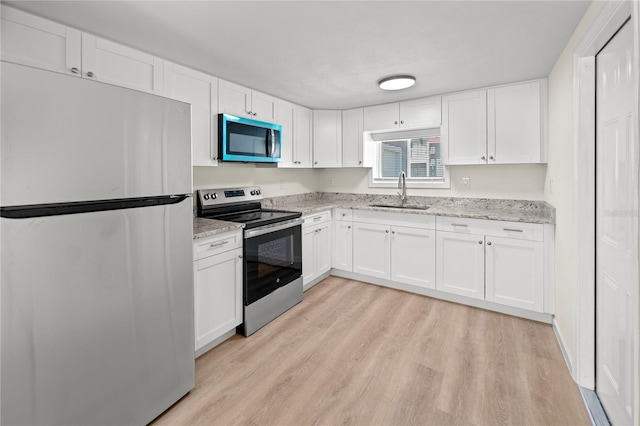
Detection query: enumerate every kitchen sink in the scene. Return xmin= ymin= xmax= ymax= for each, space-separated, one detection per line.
xmin=369 ymin=203 xmax=431 ymax=211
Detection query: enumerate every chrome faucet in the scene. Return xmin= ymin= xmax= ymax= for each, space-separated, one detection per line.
xmin=397 ymin=171 xmax=407 ymax=205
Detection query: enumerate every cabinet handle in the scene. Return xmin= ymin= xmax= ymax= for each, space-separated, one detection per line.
xmin=385 ymin=230 xmax=389 ymax=234
xmin=489 ymin=156 xmax=495 ymax=160
xmin=313 ymin=216 xmax=323 ymax=221
xmin=394 ymin=121 xmax=398 ymax=125
xmin=247 ymin=111 xmax=253 ymax=115
xmin=400 ymin=120 xmax=404 ymax=125
xmin=392 ymin=231 xmax=396 ymax=234
xmin=71 ymin=67 xmax=80 ymax=74
xmin=238 ymin=255 xmax=243 ymax=259
xmin=358 ymin=161 xmax=362 ymax=165
xmin=314 ymin=161 xmax=318 ymax=165
xmin=253 ymin=112 xmax=257 ymax=116
xmin=342 ymin=213 xmax=346 ymax=217
xmin=481 ymin=156 xmax=486 ymax=160
xmin=503 ymin=228 xmax=524 ymax=233
xmin=451 ymin=223 xmax=468 ymax=227
xmin=347 ymin=226 xmax=351 ymax=229
xmin=487 ymin=242 xmax=492 ymax=246
xmin=478 ymin=240 xmax=483 ymax=244
xmin=86 ymin=71 xmax=94 ymax=78
xmin=209 ymin=241 xmax=229 ymax=248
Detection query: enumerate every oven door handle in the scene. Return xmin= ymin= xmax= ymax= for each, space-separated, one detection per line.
xmin=244 ymin=218 xmax=303 ymax=239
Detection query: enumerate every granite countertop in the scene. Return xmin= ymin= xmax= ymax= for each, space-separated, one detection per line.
xmin=193 ymin=217 xmax=244 ymax=239
xmin=262 ymin=192 xmax=555 ymax=224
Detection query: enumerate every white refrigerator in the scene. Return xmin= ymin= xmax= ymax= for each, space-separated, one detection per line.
xmin=1 ymin=62 xmax=195 ymax=425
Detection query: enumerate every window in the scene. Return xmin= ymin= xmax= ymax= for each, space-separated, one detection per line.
xmin=369 ymin=128 xmax=449 ymax=188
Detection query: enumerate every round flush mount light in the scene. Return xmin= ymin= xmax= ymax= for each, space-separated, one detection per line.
xmin=378 ymin=75 xmax=416 ymax=91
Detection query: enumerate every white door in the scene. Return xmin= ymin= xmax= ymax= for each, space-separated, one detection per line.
xmin=342 ymin=108 xmax=364 ymax=167
xmin=163 ymin=61 xmax=218 ymax=166
xmin=219 ymin=79 xmax=252 ymax=118
xmin=315 ymin=222 xmax=332 ymax=275
xmin=352 ymin=222 xmax=390 ymax=280
xmin=276 ymin=99 xmax=296 ymax=167
xmin=250 ymin=90 xmax=275 ymax=121
xmin=485 ymin=236 xmax=543 ymax=312
xmin=390 ymin=226 xmax=436 ymax=289
xmin=333 ymin=221 xmax=353 ymax=271
xmin=313 ymin=109 xmax=342 ymax=168
xmin=294 ymin=105 xmax=313 ymax=167
xmin=363 ymin=102 xmax=399 ymax=131
xmin=81 ymin=34 xmax=163 ymax=94
xmin=436 ymin=231 xmax=485 ymax=300
xmin=443 ymin=89 xmax=487 ymax=165
xmin=596 ymin=19 xmax=636 ymax=426
xmin=302 ymin=225 xmax=317 ymax=285
xmin=399 ymin=96 xmax=442 ymax=128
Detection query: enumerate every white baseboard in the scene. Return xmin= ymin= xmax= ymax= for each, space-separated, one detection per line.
xmin=552 ymin=317 xmax=574 ymax=378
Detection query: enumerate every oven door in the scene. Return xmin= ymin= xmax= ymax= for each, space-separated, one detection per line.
xmin=244 ymin=219 xmax=302 ymax=305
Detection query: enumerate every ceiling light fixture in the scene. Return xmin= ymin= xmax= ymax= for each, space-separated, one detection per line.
xmin=378 ymin=75 xmax=416 ymax=91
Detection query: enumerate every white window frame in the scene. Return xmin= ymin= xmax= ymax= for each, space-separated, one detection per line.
xmin=368 ymin=129 xmax=450 ymax=189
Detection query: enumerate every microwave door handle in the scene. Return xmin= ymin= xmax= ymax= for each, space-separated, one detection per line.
xmin=268 ymin=129 xmax=276 ymax=158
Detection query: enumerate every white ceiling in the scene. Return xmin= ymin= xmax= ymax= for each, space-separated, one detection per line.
xmin=6 ymin=1 xmax=591 ymax=109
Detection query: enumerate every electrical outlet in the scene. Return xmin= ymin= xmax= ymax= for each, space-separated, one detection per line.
xmin=280 ymin=179 xmax=284 ymax=190
xmin=328 ymin=177 xmax=333 ymax=186
xmin=462 ymin=177 xmax=470 ymax=188
xmin=549 ymin=179 xmax=554 ymax=195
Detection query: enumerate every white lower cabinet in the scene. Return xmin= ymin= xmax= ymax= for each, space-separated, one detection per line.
xmin=353 ymin=222 xmax=390 ymax=279
xmin=435 ymin=217 xmax=545 ymax=313
xmin=391 ymin=227 xmax=436 ymax=289
xmin=436 ymin=231 xmax=486 ymax=300
xmin=302 ymin=211 xmax=332 ymax=288
xmin=485 ymin=236 xmax=543 ymax=312
xmin=193 ymin=231 xmax=242 ymax=354
xmin=333 ymin=220 xmax=353 ymax=271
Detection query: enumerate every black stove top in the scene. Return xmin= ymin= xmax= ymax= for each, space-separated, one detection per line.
xmin=201 ymin=208 xmax=301 ymax=230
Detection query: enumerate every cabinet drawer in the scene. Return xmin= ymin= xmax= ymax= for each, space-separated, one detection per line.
xmin=334 ymin=208 xmax=352 ymax=221
xmin=436 ymin=216 xmax=542 ymax=241
xmin=303 ymin=210 xmax=332 ymax=228
xmin=193 ymin=231 xmax=242 ymax=260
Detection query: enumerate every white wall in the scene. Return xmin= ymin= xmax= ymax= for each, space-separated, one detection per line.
xmin=195 ymin=163 xmax=546 ymax=200
xmin=544 ymin=0 xmax=605 ymax=371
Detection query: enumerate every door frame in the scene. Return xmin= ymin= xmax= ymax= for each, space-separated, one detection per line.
xmin=573 ymin=0 xmax=639 ymax=420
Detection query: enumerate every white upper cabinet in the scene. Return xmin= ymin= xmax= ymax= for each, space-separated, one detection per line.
xmin=275 ymin=98 xmax=296 ymax=167
xmin=163 ymin=61 xmax=219 ymax=166
xmin=1 ymin=5 xmax=81 ymax=75
xmin=442 ymin=89 xmax=488 ymax=165
xmin=487 ymin=80 xmax=546 ymax=164
xmin=218 ymin=79 xmax=276 ymax=122
xmin=312 ymin=110 xmax=342 ymax=168
xmin=1 ymin=6 xmax=163 ymax=95
xmin=443 ymin=80 xmax=547 ymax=165
xmin=81 ymin=34 xmax=163 ymax=95
xmin=293 ymin=105 xmax=313 ymax=168
xmin=363 ymin=96 xmax=441 ymax=132
xmin=342 ymin=108 xmax=364 ymax=167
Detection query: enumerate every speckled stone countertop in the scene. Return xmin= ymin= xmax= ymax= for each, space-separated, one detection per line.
xmin=262 ymin=192 xmax=555 ymax=224
xmin=193 ymin=217 xmax=244 ymax=239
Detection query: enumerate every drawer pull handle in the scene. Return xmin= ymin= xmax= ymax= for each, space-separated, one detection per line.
xmin=209 ymin=241 xmax=229 ymax=248
xmin=452 ymin=223 xmax=468 ymax=227
xmin=503 ymin=228 xmax=524 ymax=233
xmin=487 ymin=241 xmax=492 ymax=246
xmin=314 ymin=216 xmax=323 ymax=221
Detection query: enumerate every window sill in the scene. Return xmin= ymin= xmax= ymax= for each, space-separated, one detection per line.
xmin=368 ymin=174 xmax=451 ymax=189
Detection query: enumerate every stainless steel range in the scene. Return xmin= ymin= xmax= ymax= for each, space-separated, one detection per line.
xmin=197 ymin=187 xmax=303 ymax=336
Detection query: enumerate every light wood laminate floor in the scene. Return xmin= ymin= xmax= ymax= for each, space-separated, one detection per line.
xmin=154 ymin=277 xmax=590 ymax=425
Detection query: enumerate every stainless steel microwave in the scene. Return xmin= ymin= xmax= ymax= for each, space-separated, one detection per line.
xmin=218 ymin=113 xmax=282 ymax=163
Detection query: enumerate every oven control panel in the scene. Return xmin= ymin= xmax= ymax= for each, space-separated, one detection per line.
xmin=198 ymin=186 xmax=262 ymax=207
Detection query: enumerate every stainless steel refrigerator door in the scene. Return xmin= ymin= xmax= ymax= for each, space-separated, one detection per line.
xmin=1 ymin=200 xmax=194 ymax=425
xmin=1 ymin=62 xmax=192 ymax=207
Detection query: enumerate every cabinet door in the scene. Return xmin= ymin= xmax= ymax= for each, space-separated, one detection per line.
xmin=219 ymin=79 xmax=251 ymax=118
xmin=444 ymin=89 xmax=487 ymax=165
xmin=164 ymin=61 xmax=218 ymax=166
xmin=294 ymin=105 xmax=313 ymax=167
xmin=333 ymin=220 xmax=353 ymax=271
xmin=391 ymin=226 xmax=435 ymax=289
xmin=488 ymin=81 xmax=542 ymax=164
xmin=194 ymin=248 xmax=242 ymax=351
xmin=1 ymin=5 xmax=81 ymax=76
xmin=313 ymin=110 xmax=342 ymax=168
xmin=342 ymin=108 xmax=364 ymax=167
xmin=436 ymin=231 xmax=485 ymax=300
xmin=363 ymin=103 xmax=400 ymax=131
xmin=315 ymin=222 xmax=332 ymax=276
xmin=399 ymin=96 xmax=441 ymax=128
xmin=353 ymin=222 xmax=390 ymax=280
xmin=81 ymin=34 xmax=163 ymax=94
xmin=276 ymin=99 xmax=296 ymax=167
xmin=251 ymin=90 xmax=275 ymax=122
xmin=302 ymin=225 xmax=317 ymax=285
xmin=485 ymin=236 xmax=543 ymax=312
